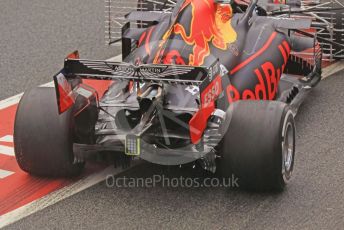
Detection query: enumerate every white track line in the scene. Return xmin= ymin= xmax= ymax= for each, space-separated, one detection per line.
xmin=0 ymin=169 xmax=14 ymax=179
xmin=0 ymin=93 xmax=23 ymax=110
xmin=40 ymin=81 xmax=55 ymax=87
xmin=0 ymin=145 xmax=14 ymax=156
xmin=0 ymin=135 xmax=13 ymax=143
xmin=322 ymin=60 xmax=344 ymax=79
xmin=0 ymin=163 xmax=139 ymax=228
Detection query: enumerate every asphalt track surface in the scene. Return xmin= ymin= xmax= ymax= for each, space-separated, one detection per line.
xmin=0 ymin=0 xmax=118 ymax=100
xmin=1 ymin=1 xmax=344 ymax=229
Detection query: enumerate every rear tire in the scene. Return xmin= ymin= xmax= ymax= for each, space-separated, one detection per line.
xmin=14 ymin=87 xmax=84 ymax=177
xmin=219 ymin=101 xmax=296 ymax=191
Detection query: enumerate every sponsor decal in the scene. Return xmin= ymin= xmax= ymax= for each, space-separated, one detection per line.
xmin=201 ymin=75 xmax=222 ymax=106
xmin=155 ymin=0 xmax=238 ymax=66
xmin=185 ymin=85 xmax=200 ymax=95
xmin=110 ymin=64 xmax=168 ymax=76
xmin=227 ymin=39 xmax=291 ymax=102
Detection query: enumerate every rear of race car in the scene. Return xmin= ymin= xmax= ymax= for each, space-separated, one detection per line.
xmin=16 ymin=0 xmax=343 ymax=191
xmin=49 ymin=52 xmax=297 ymax=191
xmin=53 ymin=52 xmax=227 ymax=168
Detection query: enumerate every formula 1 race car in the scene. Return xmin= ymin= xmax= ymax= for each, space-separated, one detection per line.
xmin=14 ymin=0 xmax=344 ymax=190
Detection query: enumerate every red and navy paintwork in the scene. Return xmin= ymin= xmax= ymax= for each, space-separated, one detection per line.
xmin=54 ymin=0 xmax=321 ymax=161
xmin=123 ymin=0 xmax=293 ymax=143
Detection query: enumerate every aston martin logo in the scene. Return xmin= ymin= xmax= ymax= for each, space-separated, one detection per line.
xmin=111 ymin=65 xmax=166 ymax=75
xmin=79 ymin=60 xmax=195 ymax=79
xmin=70 ymin=59 xmax=211 ymax=84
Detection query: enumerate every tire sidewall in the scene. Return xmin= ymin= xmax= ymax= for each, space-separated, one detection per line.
xmin=218 ymin=101 xmax=296 ymax=191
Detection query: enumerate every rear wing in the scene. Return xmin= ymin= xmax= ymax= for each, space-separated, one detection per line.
xmin=54 ymin=56 xmax=220 ymax=114
xmin=62 ymin=58 xmax=216 ymax=85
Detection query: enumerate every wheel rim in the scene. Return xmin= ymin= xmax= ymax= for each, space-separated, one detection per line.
xmin=282 ymin=115 xmax=295 ymax=182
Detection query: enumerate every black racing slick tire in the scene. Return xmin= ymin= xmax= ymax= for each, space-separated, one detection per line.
xmin=219 ymin=101 xmax=296 ymax=191
xmin=14 ymin=87 xmax=84 ymax=177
